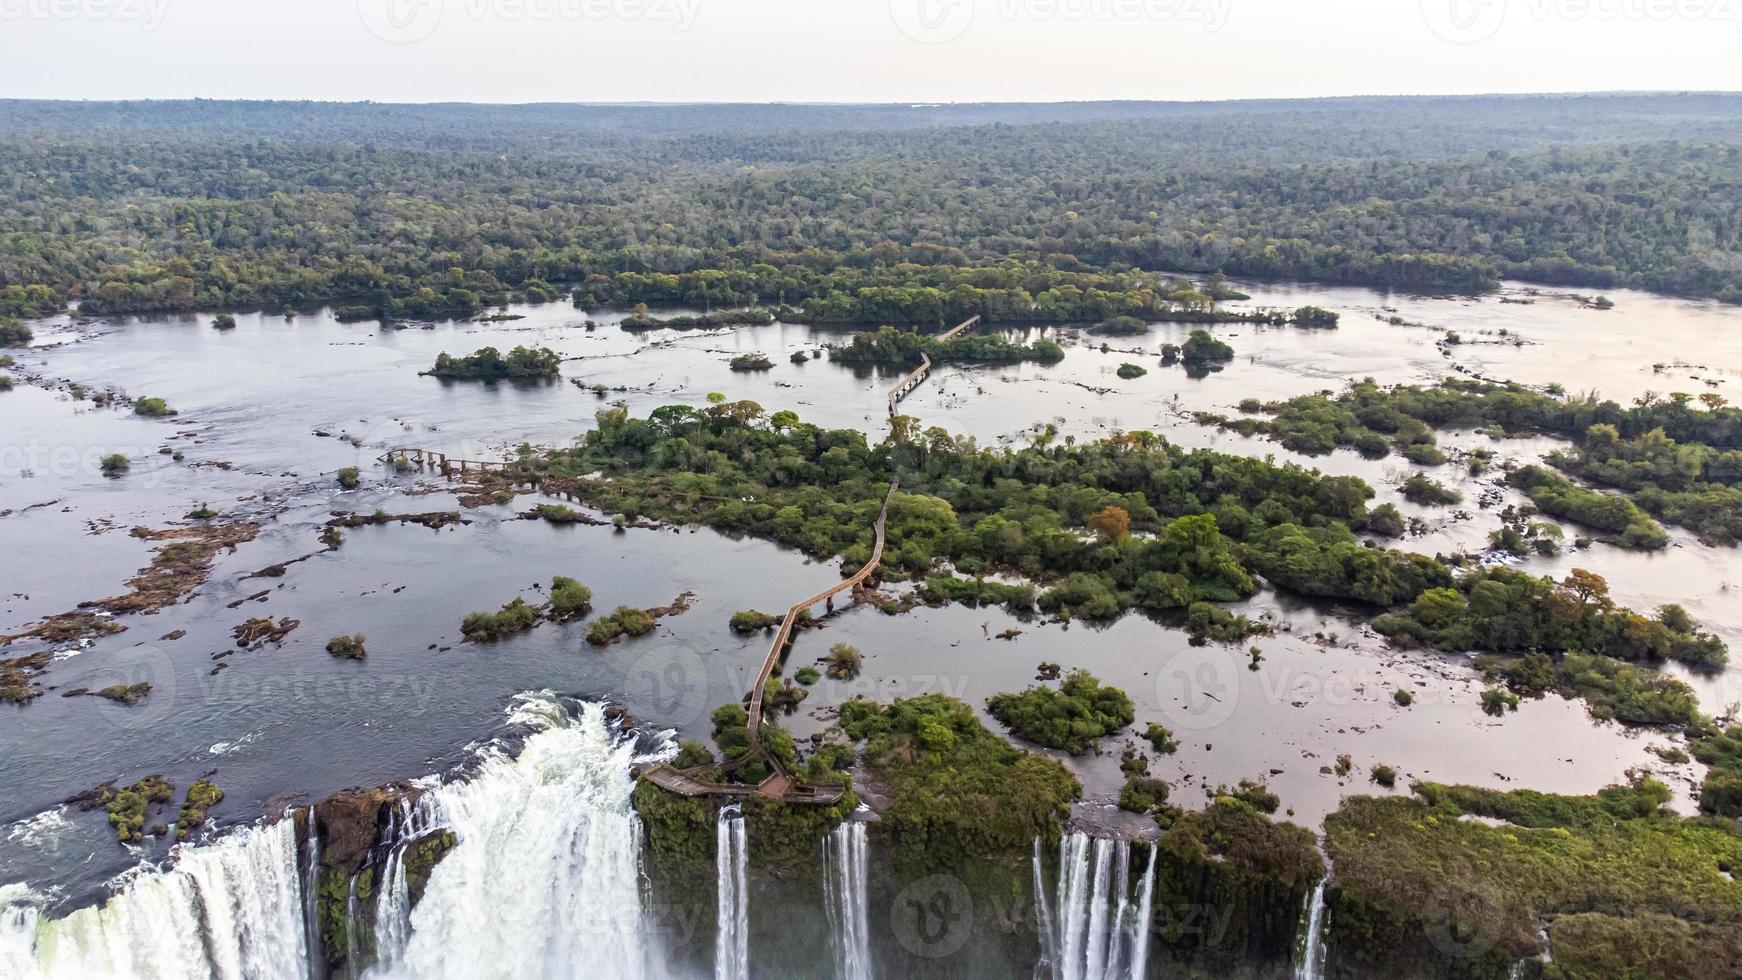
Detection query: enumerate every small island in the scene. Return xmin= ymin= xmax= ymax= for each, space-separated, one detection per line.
xmin=425 ymin=345 xmax=561 ymax=381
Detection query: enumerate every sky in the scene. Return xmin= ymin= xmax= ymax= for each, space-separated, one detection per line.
xmin=1 ymin=0 xmax=1740 ymax=103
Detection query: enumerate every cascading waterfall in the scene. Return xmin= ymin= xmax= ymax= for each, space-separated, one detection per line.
xmin=0 ymin=818 xmax=308 ymax=980
xmin=2 ymin=693 xmax=671 ymax=980
xmin=823 ymin=820 xmax=872 ymax=980
xmin=377 ymin=694 xmax=672 ymax=980
xmin=302 ymin=809 xmax=323 ymax=980
xmin=714 ymin=806 xmax=749 ymax=980
xmin=1039 ymin=832 xmax=1158 ymax=980
xmin=370 ymin=797 xmax=437 ymax=975
xmin=1294 ymin=879 xmax=1329 ymax=980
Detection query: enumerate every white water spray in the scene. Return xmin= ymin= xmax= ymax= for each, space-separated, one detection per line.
xmin=1039 ymin=832 xmax=1159 ymax=980
xmin=1 ymin=819 xmax=308 ymax=980
xmin=824 ymin=820 xmax=871 ymax=980
xmin=714 ymin=806 xmax=749 ymax=980
xmin=379 ymin=694 xmax=672 ymax=980
xmin=1295 ymin=879 xmax=1329 ymax=980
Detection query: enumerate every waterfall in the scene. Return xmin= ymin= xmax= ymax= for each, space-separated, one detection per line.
xmin=1038 ymin=832 xmax=1157 ymax=980
xmin=370 ymin=799 xmax=431 ymax=975
xmin=714 ymin=806 xmax=749 ymax=980
xmin=379 ymin=694 xmax=672 ymax=980
xmin=1295 ymin=879 xmax=1329 ymax=980
xmin=1032 ymin=839 xmax=1059 ymax=976
xmin=302 ymin=809 xmax=323 ymax=980
xmin=824 ymin=821 xmax=871 ymax=980
xmin=1128 ymin=846 xmax=1157 ymax=980
xmin=2 ymin=694 xmax=671 ymax=980
xmin=2 ymin=818 xmax=308 ymax=980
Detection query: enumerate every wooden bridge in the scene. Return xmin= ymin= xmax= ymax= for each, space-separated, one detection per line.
xmin=746 ymin=477 xmax=897 ymax=738
xmin=886 ymin=315 xmax=980 ymax=417
xmin=379 ymin=448 xmax=517 ymax=478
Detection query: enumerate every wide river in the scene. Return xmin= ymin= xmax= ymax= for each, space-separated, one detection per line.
xmin=2 ymin=277 xmax=1738 ymax=921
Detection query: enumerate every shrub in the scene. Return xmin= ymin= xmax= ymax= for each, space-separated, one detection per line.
xmin=0 ymin=319 xmax=32 ymax=345
xmin=461 ymin=597 xmax=539 ymax=641
xmin=211 ymin=314 xmax=237 ymax=330
xmin=1115 ymin=362 xmax=1147 ymax=380
xmin=586 ymin=605 xmax=656 ymax=645
xmin=100 ymin=453 xmax=129 ymax=476
xmin=336 ymin=466 xmax=359 ymax=489
xmin=1401 ymin=473 xmax=1462 ymax=505
xmin=794 ymin=666 xmax=821 ymax=685
xmin=985 ymin=669 xmax=1135 ymax=755
xmin=826 ymin=643 xmax=863 ymax=680
xmin=1371 ymin=764 xmax=1398 ymax=788
xmin=1393 ymin=688 xmax=1415 ymax=707
xmin=132 ymin=396 xmax=176 ymax=417
xmin=548 ymin=576 xmax=593 ymax=620
xmin=325 ymin=634 xmax=367 ymax=659
xmin=729 ymin=610 xmax=780 ymax=633
xmin=1144 ymin=722 xmax=1179 ymax=754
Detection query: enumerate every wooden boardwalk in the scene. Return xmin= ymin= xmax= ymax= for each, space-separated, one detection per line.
xmin=638 ymin=763 xmax=847 ymax=805
xmin=379 ymin=448 xmax=516 ymax=478
xmin=746 ymin=477 xmax=897 ymax=738
xmin=885 ymin=315 xmax=980 ymax=417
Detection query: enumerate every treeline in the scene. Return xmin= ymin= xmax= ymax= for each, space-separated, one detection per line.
xmin=529 ymin=404 xmax=1725 ymax=696
xmin=1 ymin=107 xmax=1738 ymax=320
xmin=828 ymin=326 xmax=1064 ymax=367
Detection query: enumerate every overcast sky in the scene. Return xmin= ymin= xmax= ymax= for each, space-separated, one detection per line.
xmin=1 ymin=0 xmax=1739 ymax=103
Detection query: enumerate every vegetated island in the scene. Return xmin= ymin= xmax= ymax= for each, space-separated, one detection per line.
xmin=423 ymin=345 xmax=561 ymax=381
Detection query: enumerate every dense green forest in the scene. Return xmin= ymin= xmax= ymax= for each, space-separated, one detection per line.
xmin=1 ymin=95 xmax=1740 ymax=319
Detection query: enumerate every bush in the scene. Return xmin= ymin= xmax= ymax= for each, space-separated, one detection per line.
xmin=826 ymin=643 xmax=863 ymax=680
xmin=534 ymin=503 xmax=581 ymax=523
xmin=461 ymin=597 xmax=539 ymax=642
xmin=1186 ymin=602 xmax=1270 ymax=643
xmin=132 ymin=396 xmax=176 ymax=417
xmin=1115 ymin=362 xmax=1147 ymax=380
xmin=1180 ymin=329 xmax=1234 ymax=362
xmin=984 ymin=669 xmax=1135 ymax=755
xmin=325 ymin=634 xmax=366 ymax=660
xmin=548 ymin=576 xmax=593 ymax=620
xmin=793 ymin=666 xmax=821 ymax=685
xmin=1401 ymin=473 xmax=1462 ymax=505
xmin=0 ymin=319 xmax=32 ymax=346
xmin=100 ymin=453 xmax=129 ymax=476
xmin=586 ymin=605 xmax=656 ymax=645
xmin=1144 ymin=722 xmax=1179 ymax=754
xmin=211 ymin=314 xmax=236 ymax=330
xmin=1392 ymin=688 xmax=1415 ymax=706
xmin=336 ymin=466 xmax=359 ymax=489
xmin=729 ymin=610 xmax=780 ymax=633
xmin=1371 ymin=764 xmax=1398 ymax=788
